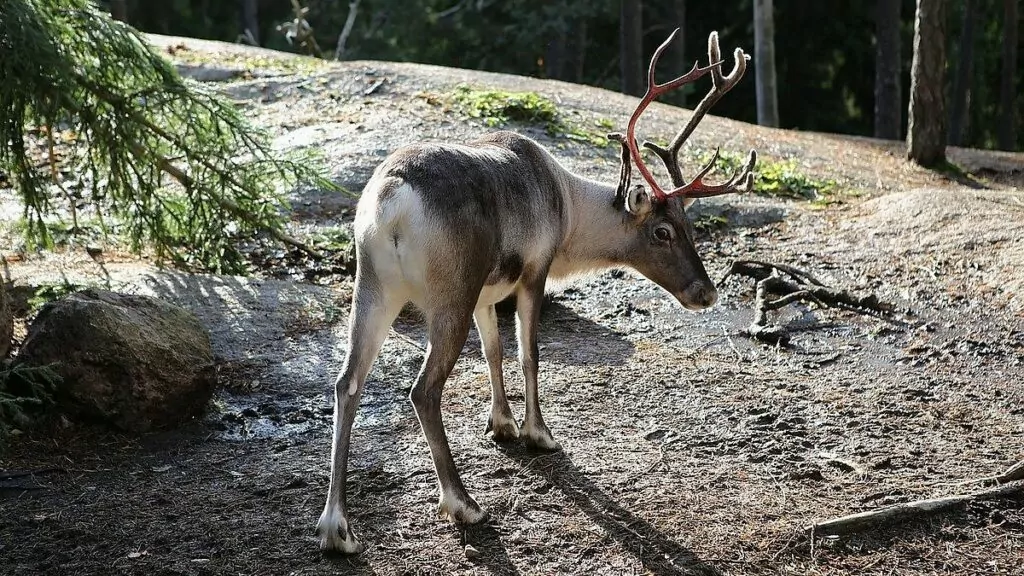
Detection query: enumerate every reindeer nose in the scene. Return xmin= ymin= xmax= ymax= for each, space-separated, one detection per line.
xmin=682 ymin=281 xmax=718 ymax=310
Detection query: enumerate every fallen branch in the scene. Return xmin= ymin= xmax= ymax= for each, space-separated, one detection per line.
xmin=952 ymin=457 xmax=1024 ymax=487
xmin=140 ymin=144 xmax=322 ymax=260
xmin=279 ymin=0 xmax=323 ymax=57
xmin=720 ymin=259 xmax=894 ymax=345
xmin=0 ymin=467 xmax=61 ymax=480
xmin=996 ymin=459 xmax=1024 ymax=483
xmin=808 ymin=479 xmax=1024 ymax=537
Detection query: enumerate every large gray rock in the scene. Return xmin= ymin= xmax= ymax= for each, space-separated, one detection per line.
xmin=16 ymin=289 xmax=216 ymax=432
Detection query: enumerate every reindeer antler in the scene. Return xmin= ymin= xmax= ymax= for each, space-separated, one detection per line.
xmin=608 ymin=132 xmax=632 ymax=207
xmin=624 ymin=30 xmax=757 ymax=202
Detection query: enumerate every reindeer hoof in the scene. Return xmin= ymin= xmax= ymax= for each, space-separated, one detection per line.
xmin=438 ymin=492 xmax=488 ymax=524
xmin=316 ymin=509 xmax=364 ymax=554
xmin=520 ymin=421 xmax=562 ymax=452
xmin=486 ymin=412 xmax=520 ymax=442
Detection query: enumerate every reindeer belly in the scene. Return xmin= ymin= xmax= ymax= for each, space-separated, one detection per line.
xmin=474 ymin=252 xmax=519 ymax=306
xmin=477 ymin=282 xmax=517 ymax=307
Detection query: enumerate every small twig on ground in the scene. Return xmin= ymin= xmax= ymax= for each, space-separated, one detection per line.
xmin=808 ymin=479 xmax=1024 ymax=537
xmin=641 ymin=438 xmax=678 ymax=475
xmin=720 ymin=259 xmax=895 ymax=346
xmin=723 ymin=327 xmax=744 ymax=361
xmin=363 ymin=78 xmax=386 ymax=96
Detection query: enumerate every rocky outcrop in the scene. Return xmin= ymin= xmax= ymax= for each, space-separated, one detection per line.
xmin=16 ymin=289 xmax=216 ymax=432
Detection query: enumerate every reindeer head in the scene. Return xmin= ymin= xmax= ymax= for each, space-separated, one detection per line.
xmin=610 ymin=29 xmax=756 ymax=311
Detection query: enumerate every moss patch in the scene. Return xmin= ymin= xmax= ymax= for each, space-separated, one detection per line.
xmin=702 ymin=151 xmax=840 ymax=202
xmin=440 ymin=84 xmax=612 ymax=148
xmin=693 ymin=214 xmax=729 ymax=232
xmin=162 ymin=43 xmax=327 ymax=76
xmin=450 ymin=84 xmax=559 ymax=127
xmin=27 ymin=280 xmax=87 ymax=313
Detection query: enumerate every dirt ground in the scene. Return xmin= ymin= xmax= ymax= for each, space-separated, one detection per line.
xmin=2 ymin=35 xmax=1023 ymax=576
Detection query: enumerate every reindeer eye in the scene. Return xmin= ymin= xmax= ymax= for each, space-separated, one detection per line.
xmin=654 ymin=226 xmax=672 ymax=242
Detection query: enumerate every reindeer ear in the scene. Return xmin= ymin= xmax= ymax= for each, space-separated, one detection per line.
xmin=625 ymin=185 xmax=653 ymax=216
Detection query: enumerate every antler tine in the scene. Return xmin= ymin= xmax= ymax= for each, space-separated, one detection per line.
xmin=708 ymin=32 xmax=749 ymax=93
xmin=623 ymin=28 xmax=721 ymax=202
xmin=677 ymin=148 xmax=758 ymax=198
xmin=644 ymin=32 xmax=751 ymax=188
xmin=647 ymin=28 xmax=710 ymax=93
xmin=607 ymin=132 xmax=632 ymax=207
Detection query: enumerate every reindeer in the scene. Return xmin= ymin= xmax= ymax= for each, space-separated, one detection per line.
xmin=317 ymin=29 xmax=756 ymax=553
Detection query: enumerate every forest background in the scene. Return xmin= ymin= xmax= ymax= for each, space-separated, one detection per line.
xmin=100 ymin=0 xmax=1021 ymax=153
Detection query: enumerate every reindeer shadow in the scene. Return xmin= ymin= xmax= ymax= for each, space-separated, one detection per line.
xmin=494 ymin=444 xmax=722 ymax=576
xmin=459 ymin=521 xmax=522 ymax=576
xmin=391 ymin=297 xmax=636 ymax=369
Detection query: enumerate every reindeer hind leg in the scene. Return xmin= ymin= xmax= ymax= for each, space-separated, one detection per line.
xmin=317 ymin=268 xmax=403 ymax=554
xmin=411 ymin=302 xmax=488 ymax=525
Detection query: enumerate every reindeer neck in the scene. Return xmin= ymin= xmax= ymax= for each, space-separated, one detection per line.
xmin=549 ymin=173 xmax=631 ymax=280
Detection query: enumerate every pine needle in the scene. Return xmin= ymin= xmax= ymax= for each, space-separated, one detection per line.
xmin=0 ymin=0 xmax=335 ymax=273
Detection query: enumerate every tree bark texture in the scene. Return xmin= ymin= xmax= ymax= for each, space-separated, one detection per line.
xmin=0 ymin=280 xmax=11 ymax=360
xmin=874 ymin=0 xmax=902 ymax=140
xmin=907 ymin=0 xmax=948 ymax=166
xmin=571 ymin=21 xmax=588 ymax=83
xmin=753 ymin=0 xmax=779 ymax=127
xmin=545 ymin=22 xmax=568 ymax=80
xmin=671 ymin=0 xmax=687 ymax=106
xmin=335 ymin=0 xmax=360 ymax=60
xmin=620 ymin=0 xmax=644 ymax=97
xmin=948 ymin=0 xmax=976 ymax=146
xmin=241 ymin=0 xmax=260 ymax=45
xmin=546 ymin=12 xmax=587 ymax=82
xmin=998 ymin=0 xmax=1019 ymax=150
xmin=110 ymin=0 xmax=127 ymax=22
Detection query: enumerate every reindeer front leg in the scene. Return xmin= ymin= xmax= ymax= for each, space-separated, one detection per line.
xmin=515 ymin=272 xmax=562 ymax=451
xmin=474 ymin=304 xmax=519 ymax=441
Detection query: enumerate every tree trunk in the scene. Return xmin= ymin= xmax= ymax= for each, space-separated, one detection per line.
xmin=620 ymin=0 xmax=644 ymax=97
xmin=334 ymin=0 xmax=361 ymax=60
xmin=907 ymin=0 xmax=948 ymax=167
xmin=571 ymin=21 xmax=588 ymax=83
xmin=545 ymin=25 xmax=568 ymax=80
xmin=874 ymin=0 xmax=902 ymax=140
xmin=948 ymin=0 xmax=976 ymax=146
xmin=753 ymin=0 xmax=779 ymax=127
xmin=110 ymin=0 xmax=127 ymax=22
xmin=671 ymin=0 xmax=687 ymax=106
xmin=241 ymin=0 xmax=260 ymax=45
xmin=556 ymin=18 xmax=588 ymax=83
xmin=998 ymin=0 xmax=1019 ymax=150
xmin=0 ymin=280 xmax=11 ymax=360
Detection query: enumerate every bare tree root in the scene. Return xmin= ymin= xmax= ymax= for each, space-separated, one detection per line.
xmin=720 ymin=260 xmax=895 ymax=345
xmin=807 ymin=479 xmax=1024 ymax=537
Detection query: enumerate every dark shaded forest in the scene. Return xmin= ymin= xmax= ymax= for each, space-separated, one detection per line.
xmin=101 ymin=0 xmax=1021 ymax=152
